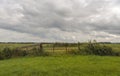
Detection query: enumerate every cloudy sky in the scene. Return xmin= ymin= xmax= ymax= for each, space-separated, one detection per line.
xmin=0 ymin=0 xmax=120 ymax=42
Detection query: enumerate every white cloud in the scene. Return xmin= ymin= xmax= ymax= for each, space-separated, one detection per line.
xmin=0 ymin=0 xmax=120 ymax=42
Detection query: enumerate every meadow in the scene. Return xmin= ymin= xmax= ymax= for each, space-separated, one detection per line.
xmin=0 ymin=43 xmax=120 ymax=53
xmin=0 ymin=43 xmax=33 ymax=51
xmin=106 ymin=44 xmax=120 ymax=52
xmin=0 ymin=56 xmax=120 ymax=76
xmin=0 ymin=43 xmax=120 ymax=76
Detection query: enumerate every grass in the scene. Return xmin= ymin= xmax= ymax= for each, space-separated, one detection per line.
xmin=0 ymin=43 xmax=119 ymax=53
xmin=0 ymin=43 xmax=33 ymax=51
xmin=0 ymin=55 xmax=120 ymax=76
xmin=106 ymin=44 xmax=120 ymax=52
xmin=0 ymin=43 xmax=120 ymax=76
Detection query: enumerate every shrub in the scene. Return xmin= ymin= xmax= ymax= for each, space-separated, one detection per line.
xmin=2 ymin=47 xmax=12 ymax=59
xmin=0 ymin=52 xmax=4 ymax=60
xmin=28 ymin=46 xmax=46 ymax=56
xmin=12 ymin=49 xmax=27 ymax=57
xmin=28 ymin=48 xmax=39 ymax=56
xmin=83 ymin=40 xmax=114 ymax=56
xmin=67 ymin=49 xmax=79 ymax=55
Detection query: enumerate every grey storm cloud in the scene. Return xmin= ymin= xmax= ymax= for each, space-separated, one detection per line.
xmin=0 ymin=0 xmax=120 ymax=42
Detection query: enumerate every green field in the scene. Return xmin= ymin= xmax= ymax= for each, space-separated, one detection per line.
xmin=106 ymin=44 xmax=120 ymax=52
xmin=0 ymin=56 xmax=120 ymax=76
xmin=0 ymin=43 xmax=120 ymax=76
xmin=0 ymin=43 xmax=120 ymax=53
xmin=0 ymin=43 xmax=33 ymax=51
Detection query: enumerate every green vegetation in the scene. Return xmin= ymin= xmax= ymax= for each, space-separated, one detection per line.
xmin=0 ymin=43 xmax=33 ymax=51
xmin=0 ymin=56 xmax=120 ymax=76
xmin=82 ymin=41 xmax=114 ymax=56
xmin=0 ymin=42 xmax=120 ymax=76
xmin=0 ymin=41 xmax=120 ymax=60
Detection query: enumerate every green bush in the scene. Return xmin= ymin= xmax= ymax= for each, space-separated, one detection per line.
xmin=67 ymin=50 xmax=79 ymax=55
xmin=27 ymin=46 xmax=47 ymax=56
xmin=28 ymin=48 xmax=39 ymax=56
xmin=2 ymin=47 xmax=12 ymax=59
xmin=12 ymin=49 xmax=27 ymax=57
xmin=0 ymin=52 xmax=4 ymax=60
xmin=83 ymin=40 xmax=114 ymax=56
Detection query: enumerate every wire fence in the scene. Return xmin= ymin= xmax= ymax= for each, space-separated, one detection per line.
xmin=17 ymin=43 xmax=81 ymax=54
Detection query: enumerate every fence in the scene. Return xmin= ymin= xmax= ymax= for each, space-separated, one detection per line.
xmin=17 ymin=43 xmax=82 ymax=54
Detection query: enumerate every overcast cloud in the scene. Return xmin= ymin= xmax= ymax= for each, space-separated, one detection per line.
xmin=0 ymin=0 xmax=120 ymax=42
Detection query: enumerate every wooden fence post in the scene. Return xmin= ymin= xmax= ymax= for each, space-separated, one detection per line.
xmin=39 ymin=43 xmax=43 ymax=51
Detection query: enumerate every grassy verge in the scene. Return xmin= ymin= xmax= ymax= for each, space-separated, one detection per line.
xmin=0 ymin=55 xmax=120 ymax=76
